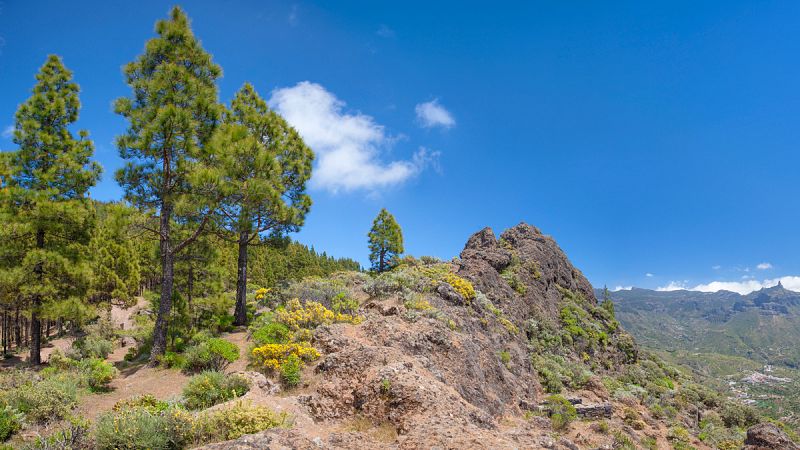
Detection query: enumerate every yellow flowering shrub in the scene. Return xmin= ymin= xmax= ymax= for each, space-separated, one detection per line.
xmin=413 ymin=264 xmax=476 ymax=302
xmin=404 ymin=296 xmax=434 ymax=311
xmin=251 ymin=342 xmax=320 ymax=372
xmin=274 ymin=299 xmax=361 ymax=331
xmin=443 ymin=273 xmax=476 ymax=301
xmin=254 ymin=288 xmax=270 ymax=301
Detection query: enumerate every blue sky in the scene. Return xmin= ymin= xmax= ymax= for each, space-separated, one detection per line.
xmin=2 ymin=1 xmax=800 ymax=293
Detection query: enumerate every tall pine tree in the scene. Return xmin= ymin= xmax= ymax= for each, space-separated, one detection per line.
xmin=115 ymin=7 xmax=222 ymax=362
xmin=0 ymin=55 xmax=101 ymax=364
xmin=211 ymin=83 xmax=313 ymax=326
xmin=368 ymin=209 xmax=404 ymax=273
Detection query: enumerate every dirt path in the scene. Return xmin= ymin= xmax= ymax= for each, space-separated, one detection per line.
xmin=76 ymin=364 xmax=191 ymax=420
xmin=221 ymin=328 xmax=250 ymax=373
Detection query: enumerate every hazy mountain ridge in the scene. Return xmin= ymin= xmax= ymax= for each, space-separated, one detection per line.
xmin=602 ymin=284 xmax=800 ymax=368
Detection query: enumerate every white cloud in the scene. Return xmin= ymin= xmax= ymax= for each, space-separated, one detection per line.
xmin=757 ymin=262 xmax=773 ymax=270
xmin=645 ymin=273 xmax=654 ymax=277
xmin=269 ymin=81 xmax=438 ymax=193
xmin=376 ymin=24 xmax=395 ymax=38
xmin=415 ymin=99 xmax=456 ymax=129
xmin=658 ymin=275 xmax=800 ymax=295
xmin=1 ymin=125 xmax=12 ymax=139
xmin=657 ymin=281 xmax=688 ymax=291
xmin=613 ymin=286 xmax=632 ymax=291
xmin=712 ymin=265 xmax=722 ymax=270
xmin=287 ymin=4 xmax=298 ymax=26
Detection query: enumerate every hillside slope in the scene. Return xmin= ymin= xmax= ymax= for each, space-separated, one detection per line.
xmin=205 ymin=223 xmax=794 ymax=449
xmin=608 ymin=285 xmax=800 ymax=428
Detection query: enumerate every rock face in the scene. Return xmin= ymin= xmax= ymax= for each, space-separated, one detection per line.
xmin=458 ymin=223 xmax=596 ymax=321
xmin=743 ymin=423 xmax=800 ymax=450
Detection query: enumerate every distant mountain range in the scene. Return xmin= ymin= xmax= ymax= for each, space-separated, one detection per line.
xmin=602 ymin=283 xmax=800 ymax=422
xmin=600 ymin=283 xmax=800 ymax=368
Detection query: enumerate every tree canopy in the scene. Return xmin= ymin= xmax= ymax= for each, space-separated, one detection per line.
xmin=368 ymin=208 xmax=404 ymax=273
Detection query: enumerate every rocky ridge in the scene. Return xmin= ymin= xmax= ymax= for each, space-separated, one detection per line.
xmin=202 ymin=223 xmax=794 ymax=449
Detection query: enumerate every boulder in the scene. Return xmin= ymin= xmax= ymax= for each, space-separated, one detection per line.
xmin=743 ymin=423 xmax=799 ymax=450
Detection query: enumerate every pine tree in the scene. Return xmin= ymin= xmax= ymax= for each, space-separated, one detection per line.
xmin=211 ymin=83 xmax=313 ymax=326
xmin=368 ymin=209 xmax=404 ymax=273
xmin=115 ymin=7 xmax=222 ymax=363
xmin=0 ymin=55 xmax=101 ymax=364
xmin=88 ymin=203 xmax=143 ymax=307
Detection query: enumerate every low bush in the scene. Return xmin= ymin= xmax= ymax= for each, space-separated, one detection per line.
xmin=21 ymin=416 xmax=90 ymax=450
xmin=720 ymin=401 xmax=760 ymax=428
xmin=280 ymin=354 xmax=302 ymax=388
xmin=158 ymin=351 xmax=188 ymax=369
xmin=183 ymin=371 xmax=250 ymax=410
xmin=274 ymin=299 xmax=360 ymax=332
xmin=251 ymin=320 xmax=291 ymax=346
xmin=94 ymin=405 xmax=193 ymax=450
xmin=544 ymin=395 xmax=577 ymax=431
xmin=183 ymin=338 xmax=240 ymax=373
xmin=113 ymin=394 xmax=169 ymax=413
xmin=4 ymin=376 xmax=79 ymax=423
xmin=251 ymin=342 xmax=320 ymax=372
xmin=69 ymin=334 xmax=114 ymax=360
xmin=193 ymin=401 xmax=287 ymax=442
xmin=77 ymin=358 xmax=117 ymax=391
xmin=0 ymin=405 xmax=22 ymax=441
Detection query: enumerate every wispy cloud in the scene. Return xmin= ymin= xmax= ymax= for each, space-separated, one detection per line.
xmin=415 ymin=99 xmax=456 ymax=129
xmin=376 ymin=24 xmax=395 ymax=38
xmin=1 ymin=125 xmax=13 ymax=139
xmin=657 ymin=281 xmax=688 ymax=291
xmin=287 ymin=4 xmax=298 ymax=26
xmin=712 ymin=265 xmax=722 ymax=270
xmin=658 ymin=276 xmax=800 ymax=295
xmin=645 ymin=273 xmax=654 ymax=277
xmin=757 ymin=262 xmax=773 ymax=270
xmin=269 ymin=81 xmax=439 ymax=193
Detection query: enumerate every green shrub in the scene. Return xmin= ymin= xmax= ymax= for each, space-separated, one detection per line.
xmin=612 ymin=430 xmax=636 ymax=450
xmin=21 ymin=416 xmax=90 ymax=450
xmin=0 ymin=405 xmax=22 ymax=441
xmin=280 ymin=354 xmax=302 ymax=388
xmin=499 ymin=350 xmax=511 ymax=368
xmin=183 ymin=371 xmax=249 ymax=410
xmin=113 ymin=394 xmax=169 ymax=414
xmin=158 ymin=351 xmax=188 ymax=369
xmin=77 ymin=358 xmax=117 ymax=391
xmin=544 ymin=395 xmax=577 ymax=431
xmin=183 ymin=338 xmax=239 ymax=373
xmin=4 ymin=376 xmax=78 ymax=423
xmin=193 ymin=401 xmax=286 ymax=443
xmin=251 ymin=321 xmax=291 ymax=346
xmin=94 ymin=406 xmax=193 ymax=450
xmin=70 ymin=334 xmax=114 ymax=360
xmin=331 ymin=292 xmax=359 ymax=315
xmin=667 ymin=425 xmax=692 ymax=447
xmin=720 ymin=401 xmax=760 ymax=428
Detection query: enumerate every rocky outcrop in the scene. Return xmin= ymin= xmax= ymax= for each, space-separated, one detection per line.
xmin=458 ymin=223 xmax=596 ymax=321
xmin=202 ymin=223 xmax=686 ymax=450
xmin=743 ymin=423 xmax=799 ymax=450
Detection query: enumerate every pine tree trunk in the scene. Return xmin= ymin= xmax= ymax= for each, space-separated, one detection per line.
xmin=2 ymin=311 xmax=7 ymax=355
xmin=234 ymin=231 xmax=249 ymax=326
xmin=14 ymin=307 xmax=20 ymax=350
xmin=150 ymin=202 xmax=174 ymax=365
xmin=30 ymin=228 xmax=45 ymax=365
